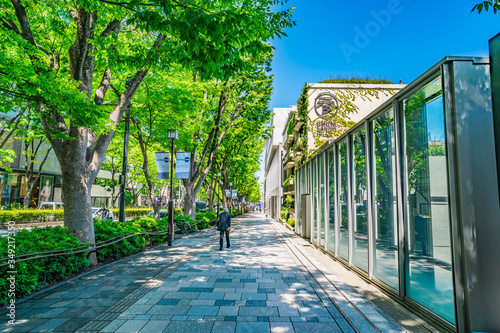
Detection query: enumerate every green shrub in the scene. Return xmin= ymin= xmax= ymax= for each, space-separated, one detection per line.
xmin=287 ymin=218 xmax=295 ymax=228
xmin=0 ymin=226 xmax=89 ymax=304
xmin=0 ymin=208 xmax=150 ymax=224
xmin=196 ymin=211 xmax=217 ymax=222
xmin=110 ymin=208 xmax=151 ymax=218
xmin=94 ymin=220 xmax=144 ymax=260
xmin=281 ymin=210 xmax=286 ymax=220
xmin=0 ymin=210 xmax=64 ymax=224
xmin=283 ymin=176 xmax=294 ymax=187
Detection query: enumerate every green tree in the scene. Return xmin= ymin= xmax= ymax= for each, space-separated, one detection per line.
xmin=0 ymin=106 xmax=28 ymax=167
xmin=0 ymin=0 xmax=294 ymax=263
xmin=18 ymin=114 xmax=53 ymax=208
xmin=472 ymin=1 xmax=500 ymax=13
xmin=129 ymin=66 xmax=193 ymax=217
xmin=94 ymin=141 xmax=122 ymax=208
xmin=178 ymin=54 xmax=274 ymax=219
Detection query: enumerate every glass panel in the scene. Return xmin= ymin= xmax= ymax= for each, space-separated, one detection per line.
xmin=296 ymin=168 xmax=301 ymax=231
xmin=339 ymin=141 xmax=349 ymax=260
xmin=319 ymin=153 xmax=325 ymax=247
xmin=373 ymin=109 xmax=399 ymax=290
xmin=403 ymin=77 xmax=455 ymax=324
xmin=327 ymin=148 xmax=335 ymax=253
xmin=352 ymin=127 xmax=368 ymax=272
xmin=312 ymin=158 xmax=317 ymax=243
xmin=301 ymin=167 xmax=306 ymax=232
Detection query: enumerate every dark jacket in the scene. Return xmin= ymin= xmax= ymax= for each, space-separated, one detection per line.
xmin=217 ymin=212 xmax=231 ymax=231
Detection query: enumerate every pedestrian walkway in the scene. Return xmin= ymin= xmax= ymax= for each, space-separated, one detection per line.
xmin=1 ymin=213 xmax=432 ymax=332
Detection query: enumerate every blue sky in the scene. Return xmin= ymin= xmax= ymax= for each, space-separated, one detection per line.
xmin=269 ymin=0 xmax=498 ymax=109
xmin=255 ymin=0 xmax=499 ymax=183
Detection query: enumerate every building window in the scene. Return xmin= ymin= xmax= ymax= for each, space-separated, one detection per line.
xmin=352 ymin=126 xmax=368 ymax=272
xmin=327 ymin=148 xmax=335 ymax=254
xmin=338 ymin=140 xmax=349 ymax=261
xmin=319 ymin=153 xmax=326 ymax=247
xmin=403 ymin=77 xmax=455 ymax=324
xmin=373 ymin=108 xmax=399 ymax=290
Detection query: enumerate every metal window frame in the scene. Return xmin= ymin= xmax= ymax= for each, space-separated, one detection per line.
xmin=347 ymin=135 xmax=353 ymax=267
xmin=369 ymin=107 xmax=400 ymax=292
xmin=316 ymin=156 xmax=321 ymax=246
xmin=442 ymin=61 xmax=468 ymax=333
xmin=366 ymin=119 xmax=374 ymax=279
xmin=320 ymin=152 xmax=327 ymax=248
xmin=350 ymin=124 xmax=368 ymax=272
xmin=311 ymin=158 xmax=317 ymax=244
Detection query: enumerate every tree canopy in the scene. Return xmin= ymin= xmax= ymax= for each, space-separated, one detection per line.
xmin=0 ymin=0 xmax=295 ymax=264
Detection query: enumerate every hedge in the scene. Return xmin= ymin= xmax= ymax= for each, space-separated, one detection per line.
xmin=109 ymin=208 xmax=152 ymax=218
xmin=0 ymin=208 xmax=151 ymax=224
xmin=0 ymin=210 xmax=65 ymax=224
xmin=0 ymin=226 xmax=89 ymax=305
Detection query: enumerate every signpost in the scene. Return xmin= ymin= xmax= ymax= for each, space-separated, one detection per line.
xmin=119 ymin=77 xmax=132 ymax=223
xmin=155 ymin=153 xmax=170 ymax=179
xmin=175 ymin=152 xmax=190 ymax=179
xmin=166 ymin=130 xmax=178 ymax=246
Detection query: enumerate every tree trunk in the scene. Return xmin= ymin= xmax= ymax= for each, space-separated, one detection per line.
xmin=183 ymin=180 xmax=196 ymax=219
xmin=23 ymin=182 xmax=34 ymax=209
xmin=59 ymin=156 xmax=97 ymax=265
xmin=208 ymin=195 xmax=214 ymax=213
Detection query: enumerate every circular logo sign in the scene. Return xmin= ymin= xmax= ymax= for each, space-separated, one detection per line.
xmin=184 ymin=156 xmax=190 ymax=163
xmin=314 ymin=92 xmax=339 ymax=119
xmin=163 ymin=157 xmax=169 ymax=163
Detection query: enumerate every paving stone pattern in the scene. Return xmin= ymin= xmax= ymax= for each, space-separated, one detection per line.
xmin=1 ymin=213 xmax=406 ymax=332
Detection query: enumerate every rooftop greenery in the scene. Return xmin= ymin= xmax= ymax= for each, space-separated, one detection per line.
xmin=318 ymin=75 xmax=394 ymax=84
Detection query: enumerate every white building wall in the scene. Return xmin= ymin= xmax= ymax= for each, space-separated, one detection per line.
xmin=264 ymin=107 xmax=292 ymax=219
xmin=306 ymin=84 xmax=405 ymax=152
xmin=264 ymin=147 xmax=283 ymax=219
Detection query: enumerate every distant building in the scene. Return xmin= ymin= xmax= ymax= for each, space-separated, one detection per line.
xmin=0 ymin=134 xmax=116 ymax=208
xmin=280 ymin=82 xmax=405 ymax=221
xmin=263 ymin=107 xmax=293 ymax=219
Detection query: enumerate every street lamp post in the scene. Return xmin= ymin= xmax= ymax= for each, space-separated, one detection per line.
xmin=119 ymin=77 xmax=132 ymax=222
xmin=217 ymin=172 xmax=222 ymax=217
xmin=229 ymin=182 xmax=233 ymax=214
xmin=167 ymin=129 xmax=178 ymax=246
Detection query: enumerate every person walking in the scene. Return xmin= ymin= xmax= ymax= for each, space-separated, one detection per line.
xmin=217 ymin=207 xmax=231 ymax=250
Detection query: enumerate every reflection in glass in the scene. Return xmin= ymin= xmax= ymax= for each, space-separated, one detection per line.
xmin=312 ymin=158 xmax=317 ymax=243
xmin=352 ymin=127 xmax=368 ymax=272
xmin=319 ymin=154 xmax=326 ymax=247
xmin=403 ymin=77 xmax=455 ymax=324
xmin=339 ymin=141 xmax=349 ymax=260
xmin=327 ymin=148 xmax=335 ymax=254
xmin=373 ymin=109 xmax=399 ymax=289
xmin=300 ymin=167 xmax=305 ymax=232
xmin=296 ymin=167 xmax=301 ymax=232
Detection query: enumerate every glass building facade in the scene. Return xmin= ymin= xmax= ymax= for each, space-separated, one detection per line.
xmin=294 ymin=57 xmax=500 ymax=332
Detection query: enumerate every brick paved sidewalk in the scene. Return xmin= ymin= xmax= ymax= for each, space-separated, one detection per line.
xmin=1 ymin=213 xmax=409 ymax=333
